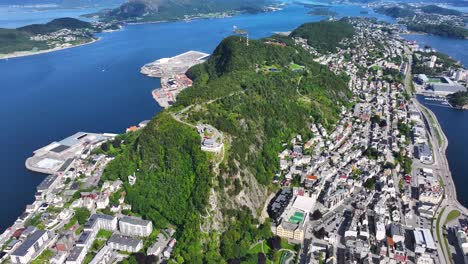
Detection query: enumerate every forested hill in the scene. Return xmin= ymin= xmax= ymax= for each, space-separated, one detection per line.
xmin=18 ymin=18 xmax=92 ymax=35
xmin=99 ymin=0 xmax=273 ymax=22
xmin=290 ymin=20 xmax=355 ymax=53
xmin=101 ymin=21 xmax=352 ymax=263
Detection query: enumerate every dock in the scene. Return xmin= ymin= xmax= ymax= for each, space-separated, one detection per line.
xmin=140 ymin=51 xmax=210 ymax=108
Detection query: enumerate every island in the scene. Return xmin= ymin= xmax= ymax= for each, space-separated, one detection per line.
xmin=308 ymin=8 xmax=338 ymax=16
xmin=448 ymin=91 xmax=468 ymax=109
xmin=0 ymin=18 xmax=119 ymax=59
xmin=92 ymin=0 xmax=277 ymax=23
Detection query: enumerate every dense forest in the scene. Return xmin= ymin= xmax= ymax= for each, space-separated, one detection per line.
xmin=290 ymin=20 xmax=355 ymax=53
xmin=100 ymin=0 xmax=273 ymax=22
xmin=101 ymin=21 xmax=352 ymax=263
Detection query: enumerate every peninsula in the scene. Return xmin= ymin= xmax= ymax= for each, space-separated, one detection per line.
xmin=373 ymin=4 xmax=468 ymax=39
xmin=0 ymin=18 xmax=119 ymax=60
xmin=92 ymin=0 xmax=277 ymax=23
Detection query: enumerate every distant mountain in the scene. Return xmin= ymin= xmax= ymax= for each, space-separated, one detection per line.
xmin=0 ymin=0 xmax=125 ymax=8
xmin=99 ymin=0 xmax=275 ymax=22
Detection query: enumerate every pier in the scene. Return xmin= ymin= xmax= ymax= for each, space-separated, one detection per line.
xmin=140 ymin=50 xmax=210 ymax=108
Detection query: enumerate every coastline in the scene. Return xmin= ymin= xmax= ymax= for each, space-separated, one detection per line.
xmin=0 ymin=37 xmax=100 ymax=61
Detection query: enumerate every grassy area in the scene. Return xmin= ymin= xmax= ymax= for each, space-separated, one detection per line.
xmin=280 ymin=239 xmax=296 ymax=251
xmin=289 ymin=63 xmax=305 ymax=71
xmin=64 ymin=218 xmax=77 ymax=230
xmin=248 ymin=240 xmax=270 ymax=255
xmin=97 ymin=229 xmax=113 ymax=239
xmin=436 ymin=207 xmax=450 ymax=262
xmin=428 ymin=77 xmax=442 ymax=83
xmin=83 ymin=252 xmax=96 ymax=264
xmin=445 ymin=210 xmax=461 ymax=224
xmin=31 ymin=249 xmax=53 ymax=264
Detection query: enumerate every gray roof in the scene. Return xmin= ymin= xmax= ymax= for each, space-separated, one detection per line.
xmin=77 ymin=231 xmax=93 ymax=244
xmin=67 ymin=246 xmax=86 ymax=261
xmin=85 ymin=214 xmax=115 ymax=229
xmin=120 ymin=216 xmax=151 ymax=227
xmin=415 ymin=144 xmax=431 ymax=158
xmin=11 ymin=230 xmax=47 ymax=257
xmin=37 ymin=175 xmax=58 ymax=191
xmin=430 ymin=83 xmax=466 ymax=93
xmin=281 ymin=220 xmax=299 ymax=231
xmin=108 ymin=234 xmax=142 ymax=248
xmin=391 ymin=223 xmax=404 ymax=237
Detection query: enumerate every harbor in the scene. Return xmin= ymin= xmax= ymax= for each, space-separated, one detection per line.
xmin=140 ymin=50 xmax=210 ymax=108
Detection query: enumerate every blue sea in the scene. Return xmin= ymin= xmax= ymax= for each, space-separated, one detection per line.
xmin=0 ymin=2 xmax=466 ymax=232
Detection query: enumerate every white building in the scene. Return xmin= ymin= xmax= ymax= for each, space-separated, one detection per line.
xmin=413 ymin=228 xmax=436 ymax=254
xmin=107 ymin=234 xmax=143 ymax=253
xmin=89 ymin=245 xmax=113 ymax=264
xmin=119 ymin=216 xmax=153 ymax=237
xmin=66 ymin=246 xmax=87 ymax=264
xmin=10 ymin=230 xmax=51 ymax=264
xmin=76 ymin=231 xmax=96 ymax=251
xmin=85 ymin=214 xmax=118 ymax=234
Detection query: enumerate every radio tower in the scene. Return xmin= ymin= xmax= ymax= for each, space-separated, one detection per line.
xmin=233 ymin=26 xmax=249 ymax=46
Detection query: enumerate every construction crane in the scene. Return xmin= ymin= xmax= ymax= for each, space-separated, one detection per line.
xmin=233 ymin=26 xmax=249 ymax=46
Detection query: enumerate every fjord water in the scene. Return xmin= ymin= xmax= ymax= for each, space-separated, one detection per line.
xmin=0 ymin=4 xmax=323 ymax=232
xmin=418 ymin=97 xmax=468 ymax=207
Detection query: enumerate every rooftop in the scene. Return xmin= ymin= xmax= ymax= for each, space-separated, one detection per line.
xmin=120 ymin=216 xmax=151 ymax=226
xmin=11 ymin=230 xmax=47 ymax=257
xmin=108 ymin=234 xmax=142 ymax=248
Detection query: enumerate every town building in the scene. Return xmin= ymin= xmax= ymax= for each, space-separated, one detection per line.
xmin=107 ymin=234 xmax=143 ymax=252
xmin=119 ymin=216 xmax=153 ymax=237
xmin=10 ymin=230 xmax=52 ymax=264
xmin=66 ymin=246 xmax=87 ymax=264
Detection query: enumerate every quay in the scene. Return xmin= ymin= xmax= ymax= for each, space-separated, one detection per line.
xmin=140 ymin=50 xmax=210 ymax=108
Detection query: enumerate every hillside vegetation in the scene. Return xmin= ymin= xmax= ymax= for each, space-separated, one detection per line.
xmin=0 ymin=29 xmax=48 ymax=54
xmin=290 ymin=20 xmax=355 ymax=53
xmin=101 ymin=21 xmax=352 ymax=263
xmin=420 ymin=5 xmax=462 ymax=16
xmin=375 ymin=6 xmax=415 ymax=18
xmin=407 ymin=23 xmax=468 ymax=39
xmin=0 ymin=18 xmax=94 ymax=54
xmin=18 ymin=18 xmax=93 ymax=35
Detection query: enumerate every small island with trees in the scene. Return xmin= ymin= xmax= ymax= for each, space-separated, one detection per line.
xmin=448 ymin=91 xmax=468 ymax=109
